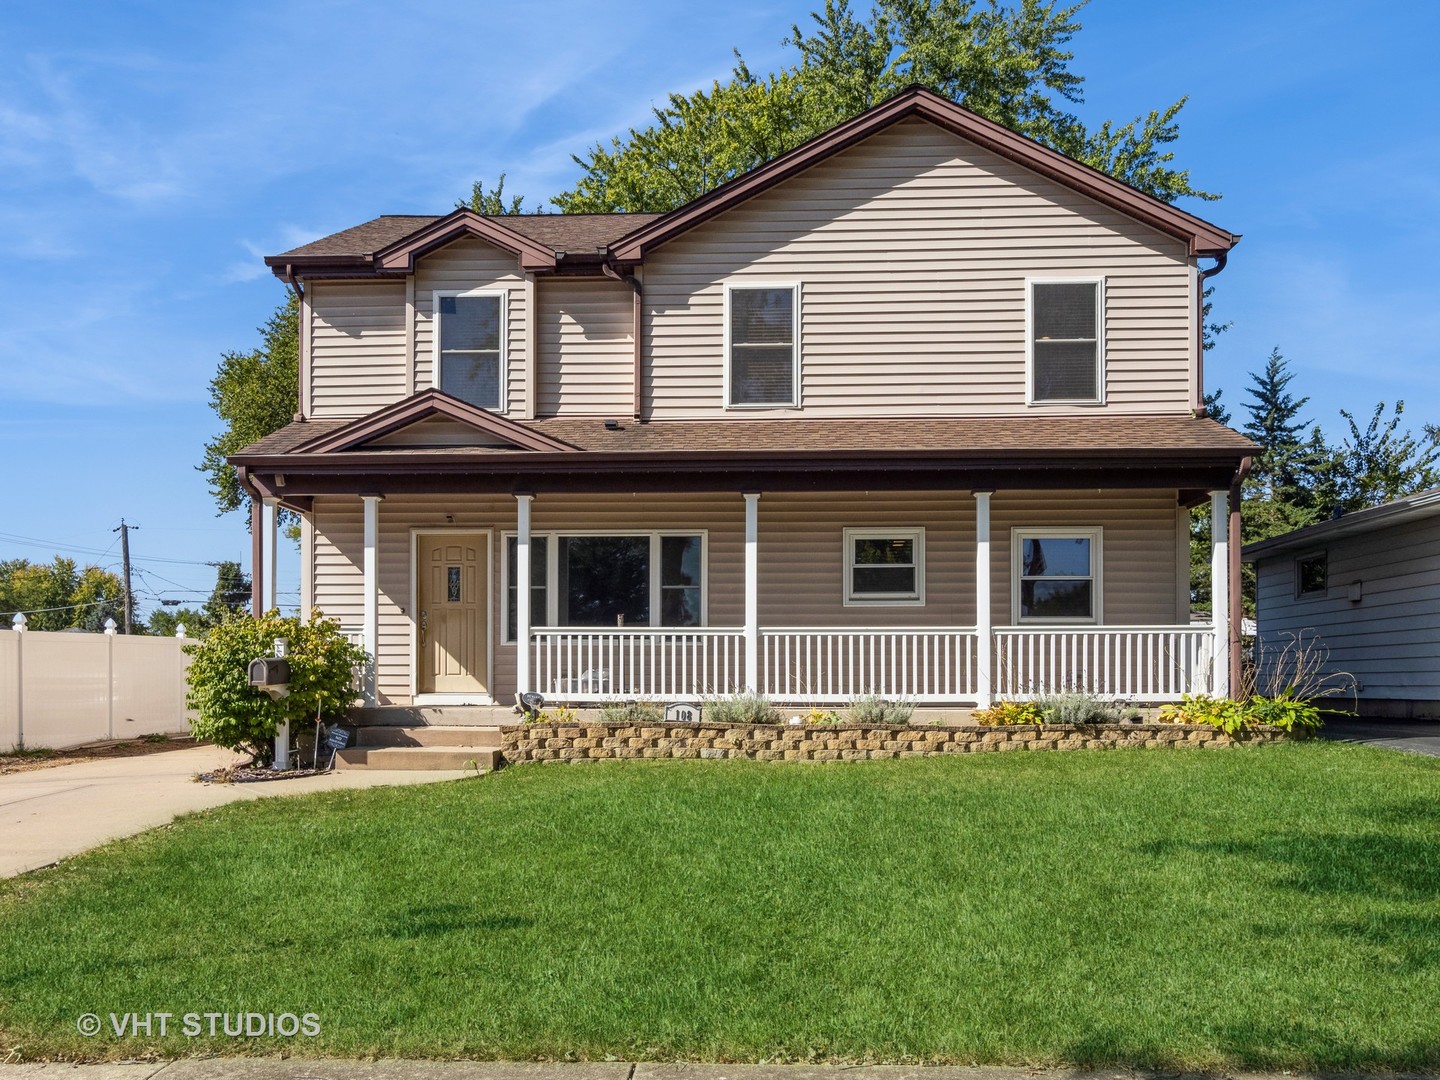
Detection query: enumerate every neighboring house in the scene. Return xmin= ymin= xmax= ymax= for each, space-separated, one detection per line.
xmin=232 ymin=87 xmax=1253 ymax=710
xmin=1244 ymin=487 xmax=1440 ymax=718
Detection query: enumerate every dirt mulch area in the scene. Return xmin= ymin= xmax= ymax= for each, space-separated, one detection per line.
xmin=0 ymin=736 xmax=201 ymax=775
xmin=198 ymin=764 xmax=331 ymax=784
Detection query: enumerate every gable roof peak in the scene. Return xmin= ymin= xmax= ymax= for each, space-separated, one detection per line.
xmin=293 ymin=389 xmax=577 ymax=455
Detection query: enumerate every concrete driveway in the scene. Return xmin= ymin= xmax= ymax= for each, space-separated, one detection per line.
xmin=0 ymin=744 xmax=470 ymax=878
xmin=1320 ymin=716 xmax=1440 ymax=757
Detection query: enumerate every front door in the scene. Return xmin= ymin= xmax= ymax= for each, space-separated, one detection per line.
xmin=416 ymin=532 xmax=489 ymax=696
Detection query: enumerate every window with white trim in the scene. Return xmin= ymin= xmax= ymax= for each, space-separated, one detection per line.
xmin=726 ymin=284 xmax=798 ymax=407
xmin=436 ymin=291 xmax=504 ymax=410
xmin=1296 ymin=552 xmax=1327 ymax=598
xmin=1029 ymin=279 xmax=1103 ymax=404
xmin=503 ymin=532 xmax=705 ymax=641
xmin=1013 ymin=528 xmax=1101 ymax=622
xmin=844 ymin=528 xmax=925 ymax=606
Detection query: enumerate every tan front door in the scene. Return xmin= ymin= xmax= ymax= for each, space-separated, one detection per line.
xmin=417 ymin=533 xmax=489 ymax=696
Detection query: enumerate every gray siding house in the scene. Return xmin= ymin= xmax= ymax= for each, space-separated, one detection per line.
xmin=232 ymin=87 xmax=1253 ymax=711
xmin=1244 ymin=487 xmax=1440 ymax=717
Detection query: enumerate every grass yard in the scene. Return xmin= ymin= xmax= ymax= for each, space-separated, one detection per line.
xmin=1 ymin=743 xmax=1438 ymax=1068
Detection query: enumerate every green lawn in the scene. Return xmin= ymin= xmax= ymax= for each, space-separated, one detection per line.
xmin=2 ymin=743 xmax=1439 ymax=1068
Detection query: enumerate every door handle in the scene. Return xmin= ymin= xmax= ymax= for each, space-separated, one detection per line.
xmin=420 ymin=609 xmax=428 ymax=646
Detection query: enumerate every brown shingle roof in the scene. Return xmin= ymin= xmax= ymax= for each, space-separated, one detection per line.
xmin=236 ymin=414 xmax=1254 ymax=461
xmin=273 ymin=213 xmax=662 ymax=262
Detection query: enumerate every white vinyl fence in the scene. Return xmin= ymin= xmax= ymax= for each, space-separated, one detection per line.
xmin=0 ymin=629 xmax=197 ymax=750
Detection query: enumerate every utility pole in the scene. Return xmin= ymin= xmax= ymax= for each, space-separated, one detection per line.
xmin=113 ymin=519 xmax=137 ymax=635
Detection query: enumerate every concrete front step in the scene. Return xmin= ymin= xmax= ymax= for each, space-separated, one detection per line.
xmin=349 ymin=705 xmax=518 ymax=727
xmin=352 ymin=725 xmax=502 ymax=749
xmin=334 ymin=746 xmax=502 ymax=772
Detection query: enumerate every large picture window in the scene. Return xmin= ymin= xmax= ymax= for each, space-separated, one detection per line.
xmin=1013 ymin=528 xmax=1101 ymax=622
xmin=436 ymin=291 xmax=504 ymax=410
xmin=1029 ymin=279 xmax=1102 ymax=404
xmin=844 ymin=528 xmax=925 ymax=606
xmin=503 ymin=532 xmax=705 ymax=640
xmin=726 ymin=284 xmax=798 ymax=407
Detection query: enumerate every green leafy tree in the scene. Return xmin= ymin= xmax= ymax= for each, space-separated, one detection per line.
xmin=0 ymin=558 xmax=127 ymax=632
xmin=546 ymin=0 xmax=1214 ymax=214
xmin=199 ymin=294 xmax=299 ymax=524
xmin=147 ymin=606 xmax=207 ymax=638
xmin=463 ymin=174 xmax=528 ymax=215
xmin=1320 ymin=401 xmax=1440 ymax=516
xmin=184 ymin=611 xmax=366 ymax=766
xmin=202 ymin=561 xmax=252 ymax=626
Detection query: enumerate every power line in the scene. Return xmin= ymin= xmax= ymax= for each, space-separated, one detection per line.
xmin=0 ymin=530 xmax=235 ymax=568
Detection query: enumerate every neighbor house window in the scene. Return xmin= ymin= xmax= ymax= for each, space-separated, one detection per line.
xmin=436 ymin=291 xmax=504 ymax=410
xmin=1296 ymin=553 xmax=1327 ymax=598
xmin=1013 ymin=528 xmax=1101 ymax=622
xmin=726 ymin=284 xmax=798 ymax=407
xmin=504 ymin=533 xmax=705 ymax=640
xmin=844 ymin=528 xmax=925 ymax=606
xmin=1029 ymin=279 xmax=1103 ymax=403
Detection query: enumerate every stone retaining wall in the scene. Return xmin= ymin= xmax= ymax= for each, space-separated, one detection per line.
xmin=500 ymin=722 xmax=1284 ymax=763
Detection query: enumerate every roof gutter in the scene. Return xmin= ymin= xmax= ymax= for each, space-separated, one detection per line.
xmin=602 ymin=252 xmax=644 ymax=421
xmin=282 ymin=264 xmax=304 ymax=302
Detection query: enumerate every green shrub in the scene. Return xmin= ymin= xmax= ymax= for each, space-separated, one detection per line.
xmin=847 ymin=694 xmax=915 ymax=725
xmin=973 ymin=700 xmax=1044 ymax=726
xmin=797 ymin=706 xmax=845 ymax=725
xmin=597 ymin=700 xmax=666 ymax=724
xmin=703 ymin=692 xmax=778 ymax=725
xmin=184 ymin=610 xmax=367 ymax=765
xmin=1244 ymin=689 xmax=1324 ymax=732
xmin=1035 ymin=691 xmax=1124 ymax=726
xmin=1157 ymin=691 xmax=1324 ymax=734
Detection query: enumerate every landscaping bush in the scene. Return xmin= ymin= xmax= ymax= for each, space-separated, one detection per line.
xmin=703 ymin=692 xmax=778 ymax=724
xmin=184 ymin=610 xmax=367 ymax=766
xmin=974 ymin=700 xmax=1044 ymax=726
xmin=847 ymin=694 xmax=915 ymax=725
xmin=1157 ymin=690 xmax=1324 ymax=734
xmin=1035 ymin=690 xmax=1125 ymax=725
xmin=598 ymin=701 xmax=666 ymax=724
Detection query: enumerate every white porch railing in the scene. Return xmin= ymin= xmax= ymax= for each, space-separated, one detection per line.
xmin=527 ymin=624 xmax=1212 ymax=705
xmin=760 ymin=627 xmax=979 ymax=703
xmin=994 ymin=625 xmax=1212 ymax=701
xmin=532 ymin=627 xmax=745 ymax=702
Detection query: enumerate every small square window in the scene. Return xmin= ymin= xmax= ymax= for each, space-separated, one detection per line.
xmin=844 ymin=528 xmax=924 ymax=605
xmin=1013 ymin=528 xmax=1101 ymax=622
xmin=1296 ymin=553 xmax=1327 ymax=598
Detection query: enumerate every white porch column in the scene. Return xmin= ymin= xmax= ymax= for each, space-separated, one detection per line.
xmin=262 ymin=497 xmax=279 ymax=612
xmin=1210 ymin=489 xmax=1231 ymax=697
xmin=743 ymin=493 xmax=760 ymax=693
xmin=975 ymin=490 xmax=993 ymax=709
xmin=515 ymin=494 xmax=533 ymax=698
xmin=362 ymin=494 xmax=383 ymax=706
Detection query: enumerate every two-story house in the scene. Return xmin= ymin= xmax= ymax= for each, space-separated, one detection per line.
xmin=233 ymin=87 xmax=1253 ymax=711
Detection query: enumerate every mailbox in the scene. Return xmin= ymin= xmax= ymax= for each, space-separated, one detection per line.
xmin=248 ymin=656 xmax=291 ymax=700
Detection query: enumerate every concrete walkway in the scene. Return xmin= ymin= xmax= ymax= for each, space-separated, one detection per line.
xmin=0 ymin=744 xmax=471 ymax=878
xmin=0 ymin=1061 xmax=1425 ymax=1080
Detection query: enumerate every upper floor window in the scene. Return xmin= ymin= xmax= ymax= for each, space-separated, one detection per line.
xmin=726 ymin=283 xmax=798 ymax=407
xmin=1028 ymin=279 xmax=1103 ymax=404
xmin=436 ymin=291 xmax=504 ymax=410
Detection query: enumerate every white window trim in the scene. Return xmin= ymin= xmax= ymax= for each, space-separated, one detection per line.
xmin=1295 ymin=551 xmax=1328 ymax=599
xmin=1025 ymin=276 xmax=1106 ymax=406
xmin=1011 ymin=527 xmax=1103 ymax=625
xmin=723 ymin=281 xmax=801 ymax=410
xmin=501 ymin=529 xmax=709 ymax=642
xmin=433 ymin=288 xmax=507 ymax=413
xmin=842 ymin=527 xmax=926 ymax=607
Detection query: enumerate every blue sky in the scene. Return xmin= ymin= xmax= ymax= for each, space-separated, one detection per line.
xmin=1 ymin=1 xmax=1435 ymax=621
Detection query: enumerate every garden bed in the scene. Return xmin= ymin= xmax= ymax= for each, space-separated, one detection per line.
xmin=502 ymin=721 xmax=1285 ymax=763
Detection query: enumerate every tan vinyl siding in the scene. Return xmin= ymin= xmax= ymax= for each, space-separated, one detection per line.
xmin=642 ymin=117 xmax=1193 ymax=419
xmin=414 ymin=238 xmax=528 ymax=415
xmin=309 ymin=488 xmax=1185 ymax=704
xmin=988 ymin=489 xmax=1186 ymax=626
xmin=536 ymin=279 xmax=634 ymax=416
xmin=1254 ymin=517 xmax=1440 ymax=701
xmin=307 ymin=281 xmax=407 ymax=418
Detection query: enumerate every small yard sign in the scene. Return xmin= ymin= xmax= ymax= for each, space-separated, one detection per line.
xmin=325 ymin=726 xmax=353 ymax=751
xmin=665 ymin=701 xmax=701 ymax=724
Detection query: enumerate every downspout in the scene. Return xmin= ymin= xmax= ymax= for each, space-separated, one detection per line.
xmin=1194 ymin=252 xmax=1228 ymax=417
xmin=283 ymin=264 xmax=304 ymax=302
xmin=602 ymin=255 xmax=643 ymax=421
xmin=1230 ymin=452 xmax=1252 ymax=694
